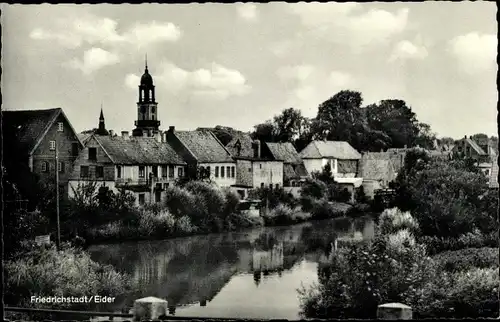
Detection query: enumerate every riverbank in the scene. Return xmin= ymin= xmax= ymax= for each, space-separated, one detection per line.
xmin=83 ymin=201 xmax=371 ymax=246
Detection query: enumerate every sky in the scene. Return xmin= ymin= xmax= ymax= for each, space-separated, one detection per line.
xmin=1 ymin=2 xmax=498 ymax=139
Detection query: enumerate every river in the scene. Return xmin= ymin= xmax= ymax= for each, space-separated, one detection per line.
xmin=88 ymin=216 xmax=375 ymax=320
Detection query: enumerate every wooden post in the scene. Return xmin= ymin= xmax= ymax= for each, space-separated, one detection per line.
xmin=55 ymin=139 xmax=61 ymax=250
xmin=133 ymin=296 xmax=168 ymax=321
xmin=377 ymin=303 xmax=412 ymax=320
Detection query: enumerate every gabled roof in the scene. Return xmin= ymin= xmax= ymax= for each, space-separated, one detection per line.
xmin=78 ymin=133 xmax=92 ymax=144
xmin=226 ymin=133 xmax=255 ymax=158
xmin=265 ymin=142 xmax=302 ymax=164
xmin=283 ymin=163 xmax=309 ymax=181
xmin=93 ymin=135 xmax=186 ymax=165
xmin=175 ymin=129 xmax=234 ymax=163
xmin=465 ymin=138 xmax=487 ymax=155
xmin=362 ymin=151 xmax=405 ymax=173
xmin=2 ymin=108 xmax=83 ymax=155
xmin=489 ymin=156 xmax=498 ymax=189
xmin=299 ymin=140 xmax=361 ymax=160
xmin=360 ymin=158 xmax=396 ymax=182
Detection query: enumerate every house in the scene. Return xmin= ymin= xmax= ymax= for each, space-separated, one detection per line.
xmin=359 ymin=152 xmax=398 ymax=199
xmin=2 ymin=108 xmax=84 ymax=202
xmin=452 ymin=136 xmax=490 ymax=162
xmin=299 ymin=140 xmax=363 ymax=187
xmin=264 ymin=142 xmax=308 ymax=187
xmin=68 ymin=131 xmax=187 ymax=206
xmin=489 ymin=156 xmax=498 ymax=190
xmin=225 ymin=133 xmax=284 ymax=199
xmin=166 ymin=126 xmax=237 ymax=187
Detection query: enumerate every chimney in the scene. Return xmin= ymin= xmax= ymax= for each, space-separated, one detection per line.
xmin=109 ymin=130 xmax=114 ymax=137
xmin=252 ymin=140 xmax=261 ymax=159
xmin=168 ymin=126 xmax=175 ymax=133
xmin=464 ymin=135 xmax=467 ymax=139
xmin=153 ymin=132 xmax=161 ymax=143
xmin=161 ymin=131 xmax=166 ymax=143
xmin=122 ymin=131 xmax=129 ymax=140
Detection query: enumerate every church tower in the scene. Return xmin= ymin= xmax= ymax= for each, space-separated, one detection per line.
xmin=95 ymin=105 xmax=109 ymax=136
xmin=132 ymin=56 xmax=160 ymax=137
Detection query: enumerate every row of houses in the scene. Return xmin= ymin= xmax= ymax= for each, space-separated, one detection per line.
xmin=3 ymin=63 xmax=497 ymax=207
xmin=3 ymin=106 xmax=498 ymax=207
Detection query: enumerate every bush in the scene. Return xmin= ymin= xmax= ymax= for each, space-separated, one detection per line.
xmin=310 ymin=198 xmax=336 ymax=220
xmin=298 ymin=233 xmax=435 ymax=319
xmin=264 ymin=204 xmax=295 ymax=226
xmin=4 ymin=245 xmax=134 ymax=310
xmin=379 ymin=208 xmax=419 ymax=236
xmin=432 ymin=247 xmax=499 ymax=272
xmin=137 ymin=209 xmax=176 ymax=237
xmin=164 ymin=186 xmax=198 ymax=218
xmin=250 ymin=187 xmax=298 ymax=210
xmin=301 ymin=179 xmax=328 ymax=200
xmin=407 ymin=267 xmax=499 ymax=318
xmin=419 ymin=231 xmax=497 ymax=255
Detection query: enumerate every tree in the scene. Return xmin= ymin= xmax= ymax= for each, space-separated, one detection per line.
xmin=414 ymin=122 xmax=437 ymax=150
xmin=313 ymin=90 xmax=365 ymax=144
xmin=272 ymin=108 xmax=306 ymax=142
xmin=365 ymin=99 xmax=420 ymax=149
xmin=252 ymin=121 xmax=278 ymax=142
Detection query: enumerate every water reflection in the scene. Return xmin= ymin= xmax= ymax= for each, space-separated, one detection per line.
xmin=88 ymin=216 xmax=374 ymax=319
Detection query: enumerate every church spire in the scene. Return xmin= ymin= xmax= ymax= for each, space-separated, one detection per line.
xmin=145 ymin=53 xmax=148 ymax=72
xmin=97 ymin=103 xmax=108 ymax=135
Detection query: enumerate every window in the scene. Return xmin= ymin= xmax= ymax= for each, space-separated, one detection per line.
xmin=57 ymin=122 xmax=64 ymax=132
xmin=96 ymin=166 xmax=104 ymax=178
xmin=80 ymin=166 xmax=89 ymax=178
xmin=163 ymin=183 xmax=170 ymax=190
xmin=58 ymin=161 xmax=65 ymax=173
xmin=72 ymin=143 xmax=79 ymax=157
xmin=275 ymin=184 xmax=279 ymax=189
xmin=226 ymin=166 xmax=230 ymax=177
xmin=291 ymin=181 xmax=296 ymax=187
xmin=139 ymin=166 xmax=145 ymax=178
xmin=117 ymin=166 xmax=122 ymax=179
xmin=259 ymin=164 xmax=262 ymax=169
xmin=138 ymin=194 xmax=145 ymax=205
xmin=169 ymin=165 xmax=175 ymax=178
xmin=152 ymin=107 xmax=156 ymax=113
xmin=152 ymin=165 xmax=158 ymax=178
xmin=206 ymin=166 xmax=211 ymax=178
xmin=88 ymin=147 xmax=97 ymax=161
xmin=161 ymin=165 xmax=168 ymax=178
xmin=178 ymin=167 xmax=184 ymax=177
xmin=221 ymin=166 xmax=225 ymax=178
xmin=260 ymin=183 xmax=264 ymax=188
xmin=155 ymin=190 xmax=161 ymax=203
xmin=269 ymin=183 xmax=273 ymax=189
xmin=231 ymin=166 xmax=235 ymax=178
xmin=41 ymin=161 xmax=48 ymax=172
xmin=215 ymin=166 xmax=219 ymax=178
xmin=49 ymin=141 xmax=56 ymax=151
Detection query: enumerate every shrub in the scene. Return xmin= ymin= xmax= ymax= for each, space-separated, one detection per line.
xmin=298 ymin=234 xmax=435 ymax=319
xmin=407 ymin=267 xmax=499 ymax=318
xmin=250 ymin=187 xmax=298 ymax=210
xmin=4 ymin=245 xmax=134 ymax=310
xmin=175 ymin=215 xmax=197 ymax=234
xmin=164 ymin=186 xmax=198 ymax=218
xmin=379 ymin=208 xmax=419 ymax=236
xmin=432 ymin=247 xmax=499 ymax=272
xmin=419 ymin=231 xmax=497 ymax=255
xmin=264 ymin=204 xmax=295 ymax=226
xmin=301 ymin=179 xmax=328 ymax=200
xmin=137 ymin=209 xmax=176 ymax=237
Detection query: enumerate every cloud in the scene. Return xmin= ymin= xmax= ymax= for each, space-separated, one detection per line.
xmin=449 ymin=32 xmax=497 ymax=74
xmin=237 ymin=3 xmax=258 ymax=21
xmin=389 ymin=40 xmax=428 ymax=62
xmin=270 ymin=40 xmax=294 ymax=58
xmin=30 ymin=13 xmax=181 ymax=49
xmin=288 ymin=3 xmax=409 ymax=48
xmin=64 ymin=48 xmax=120 ymax=75
xmin=329 ymin=71 xmax=354 ymax=88
xmin=125 ymin=62 xmax=251 ymax=100
xmin=277 ymin=64 xmax=315 ymax=82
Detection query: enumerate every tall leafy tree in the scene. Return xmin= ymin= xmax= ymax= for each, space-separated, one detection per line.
xmin=272 ymin=107 xmax=305 ymax=142
xmin=365 ymin=99 xmax=420 ymax=149
xmin=252 ymin=121 xmax=278 ymax=142
xmin=414 ymin=122 xmax=437 ymax=150
xmin=312 ymin=90 xmax=365 ymax=146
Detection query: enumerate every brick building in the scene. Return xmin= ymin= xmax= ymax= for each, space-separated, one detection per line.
xmin=2 ymin=108 xmax=84 ymax=205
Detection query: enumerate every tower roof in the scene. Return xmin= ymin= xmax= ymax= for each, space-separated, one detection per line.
xmin=140 ymin=55 xmax=154 ymax=87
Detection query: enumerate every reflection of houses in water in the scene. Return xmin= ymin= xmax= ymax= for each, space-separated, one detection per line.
xmin=252 ymin=242 xmax=284 ymax=273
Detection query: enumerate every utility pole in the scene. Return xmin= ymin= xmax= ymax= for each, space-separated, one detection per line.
xmin=55 ymin=139 xmax=61 ymax=250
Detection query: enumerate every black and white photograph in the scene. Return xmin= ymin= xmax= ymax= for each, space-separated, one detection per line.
xmin=1 ymin=2 xmax=498 ymax=321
